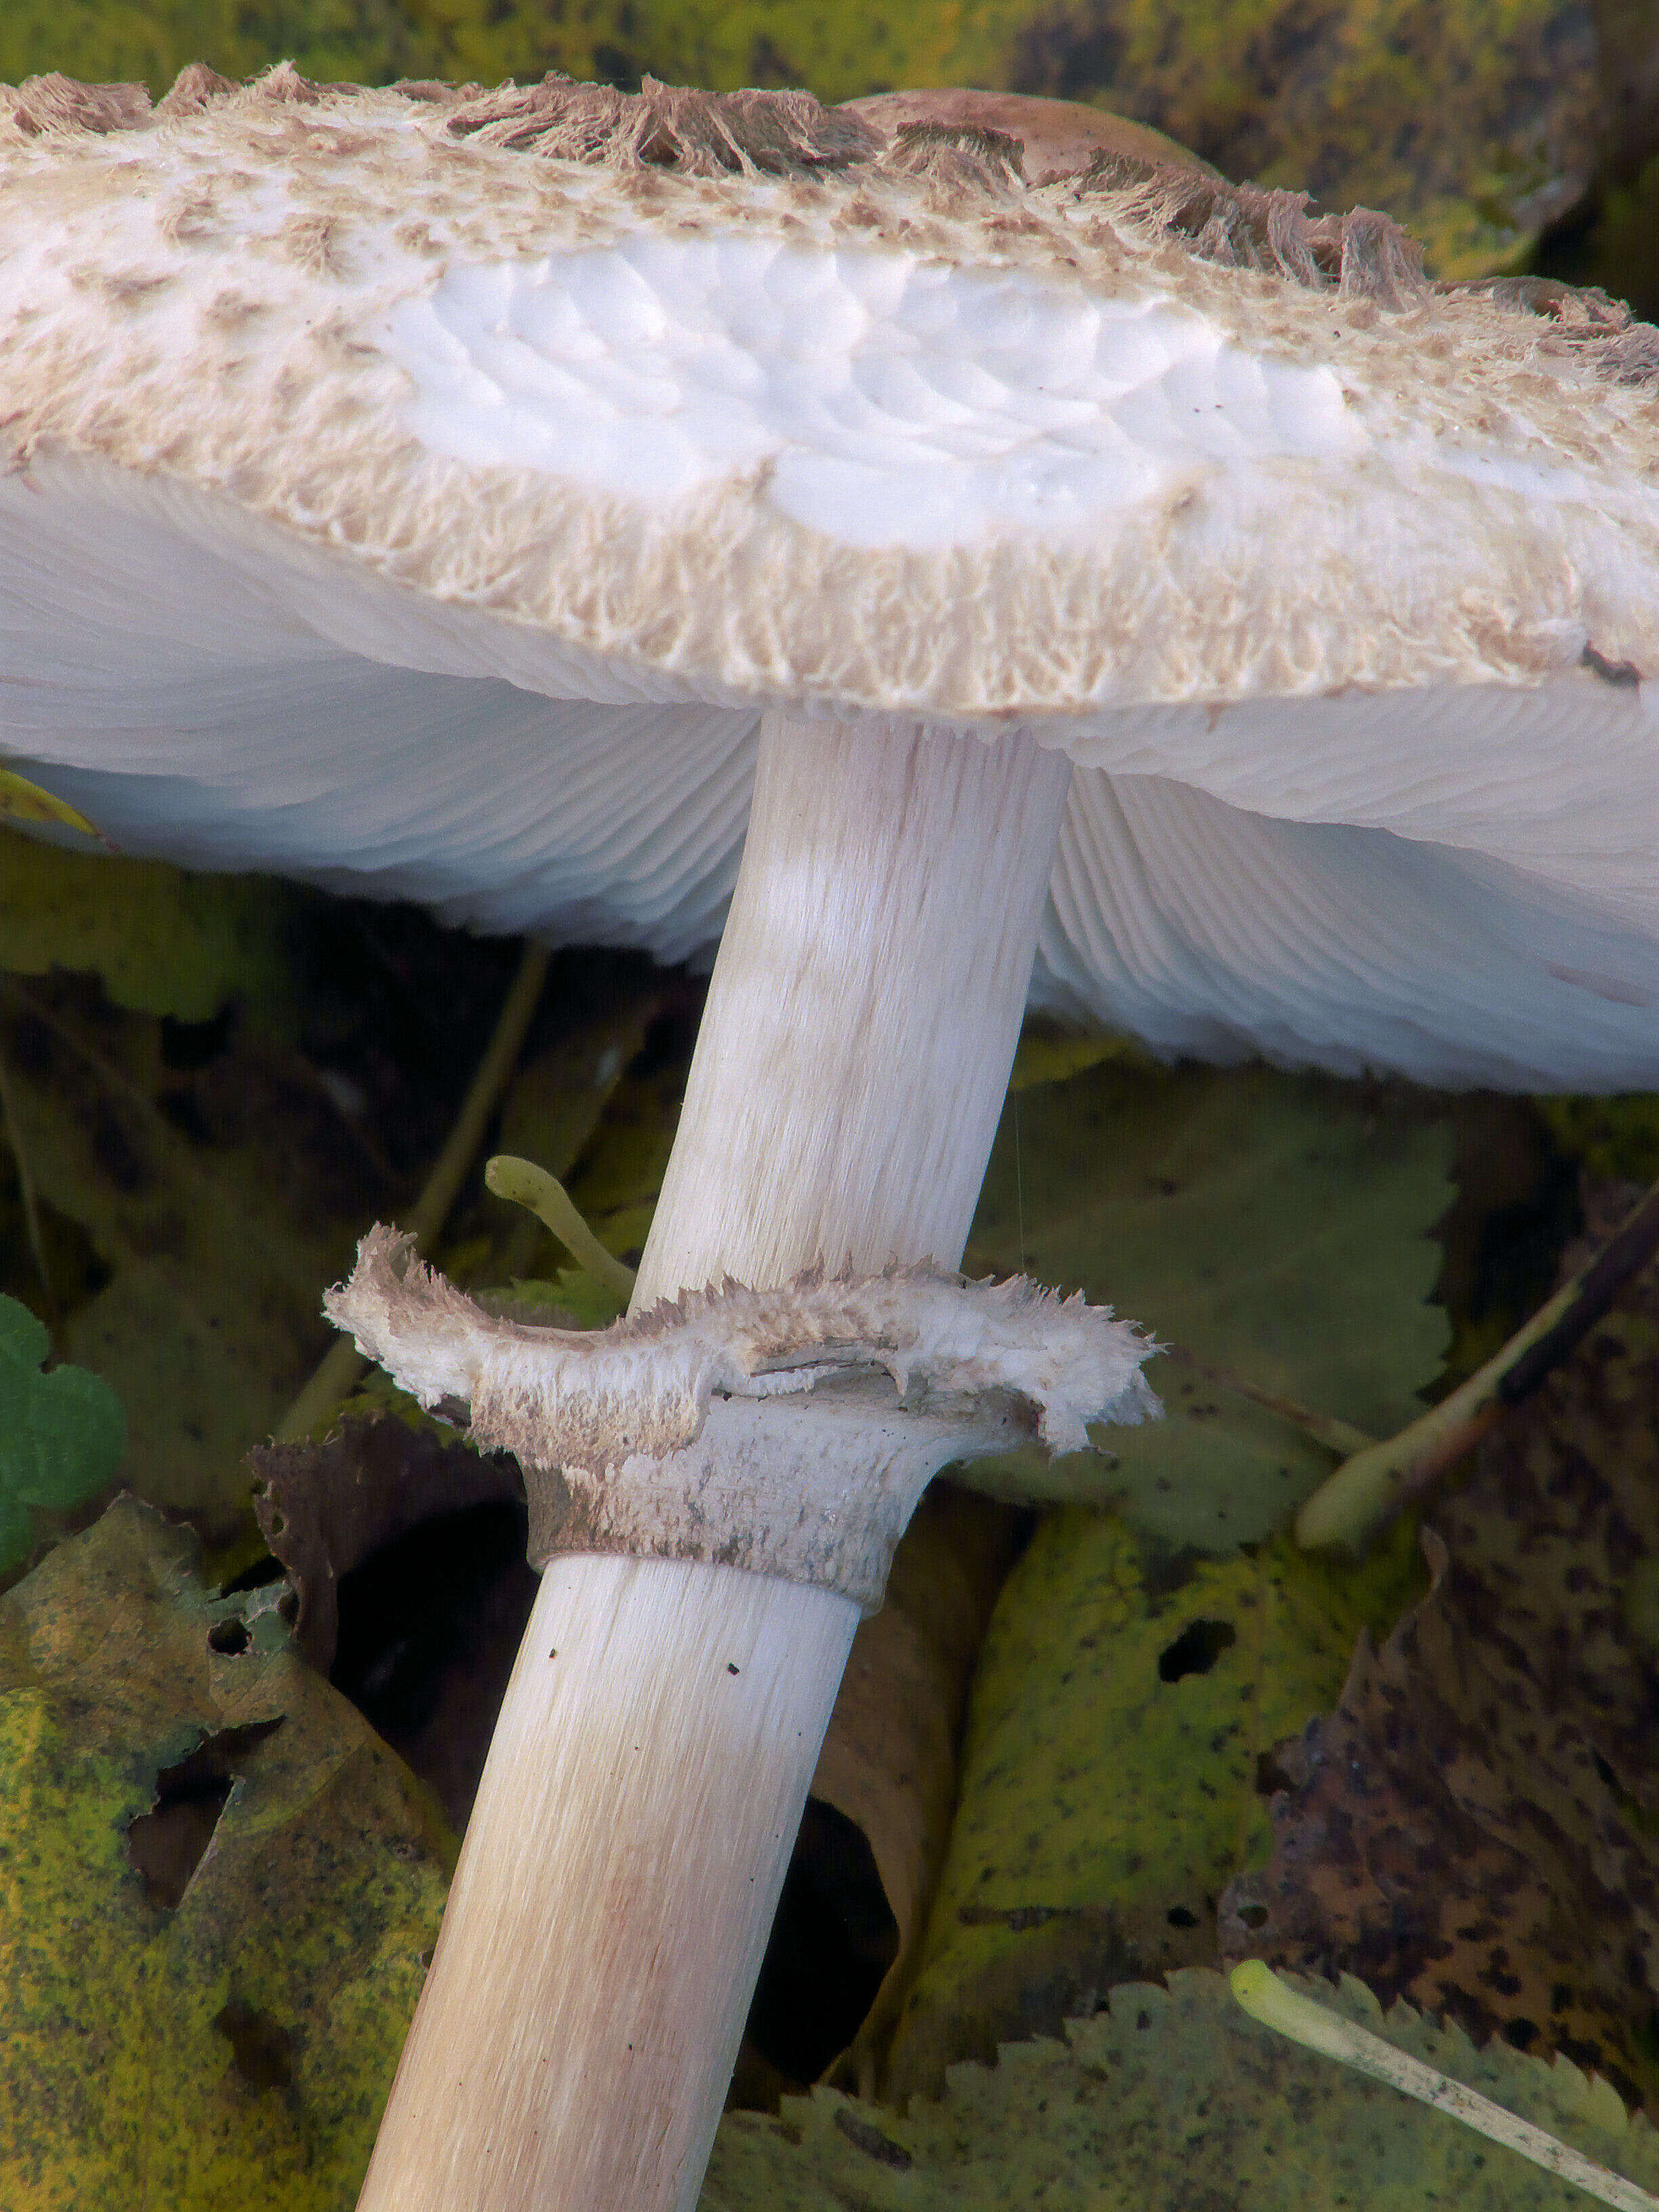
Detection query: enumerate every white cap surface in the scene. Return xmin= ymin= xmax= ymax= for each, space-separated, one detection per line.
xmin=2 ymin=67 xmax=1657 ymax=1084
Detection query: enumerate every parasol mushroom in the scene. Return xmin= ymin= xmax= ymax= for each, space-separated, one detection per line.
xmin=3 ymin=70 xmax=1658 ymax=1089
xmin=2 ymin=63 xmax=1658 ymax=2212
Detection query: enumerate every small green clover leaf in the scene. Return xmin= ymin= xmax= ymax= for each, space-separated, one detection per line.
xmin=0 ymin=1295 xmax=124 ymax=1570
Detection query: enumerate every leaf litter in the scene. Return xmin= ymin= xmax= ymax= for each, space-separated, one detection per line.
xmin=0 ymin=1292 xmax=123 ymax=1572
xmin=961 ymin=1059 xmax=1453 ymax=1547
xmin=5 ymin=823 xmax=1658 ymax=2206
xmin=882 ymin=1508 xmax=1427 ymax=2101
xmin=778 ymin=1483 xmax=1027 ymax=2094
xmin=0 ymin=1496 xmax=447 ymax=2212
xmin=0 ymin=831 xmax=659 ymax=1544
xmin=1224 ymin=1178 xmax=1659 ymax=2112
xmin=703 ymin=1967 xmax=1659 ymax=2211
xmin=0 ymin=966 xmax=398 ymax=1536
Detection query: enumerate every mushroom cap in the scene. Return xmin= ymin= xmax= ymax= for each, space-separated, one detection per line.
xmin=2 ymin=67 xmax=1657 ymax=1086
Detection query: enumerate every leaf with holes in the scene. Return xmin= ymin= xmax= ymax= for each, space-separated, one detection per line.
xmin=882 ymin=1507 xmax=1425 ymax=2102
xmin=0 ymin=1293 xmax=124 ymax=1572
xmin=0 ymin=1495 xmax=448 ymax=2210
xmin=962 ymin=1060 xmax=1452 ymax=1549
xmin=703 ymin=1968 xmax=1659 ymax=2211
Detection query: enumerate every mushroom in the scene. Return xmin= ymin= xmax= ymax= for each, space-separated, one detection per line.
xmin=2 ymin=72 xmax=1656 ymax=1086
xmin=2 ymin=62 xmax=1658 ymax=2212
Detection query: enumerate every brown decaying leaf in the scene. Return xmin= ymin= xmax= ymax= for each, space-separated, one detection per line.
xmin=810 ymin=1484 xmax=1026 ymax=2084
xmin=250 ymin=1417 xmax=530 ymax=1831
xmin=1223 ymin=1179 xmax=1659 ymax=2110
xmin=250 ymin=1416 xmax=523 ymax=1673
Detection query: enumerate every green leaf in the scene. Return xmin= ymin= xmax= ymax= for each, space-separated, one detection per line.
xmin=500 ymin=1269 xmax=630 ymax=1331
xmin=0 ymin=1496 xmax=447 ymax=2210
xmin=963 ymin=1061 xmax=1452 ymax=1549
xmin=0 ymin=0 xmax=440 ymax=99
xmin=1539 ymin=1092 xmax=1659 ymax=1185
xmin=0 ymin=977 xmax=386 ymax=1533
xmin=882 ymin=1507 xmax=1424 ymax=2099
xmin=0 ymin=828 xmax=293 ymax=1023
xmin=703 ymin=1969 xmax=1659 ymax=2211
xmin=0 ymin=1294 xmax=123 ymax=1572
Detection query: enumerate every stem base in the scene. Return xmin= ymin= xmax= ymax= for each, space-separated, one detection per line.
xmin=357 ymin=1554 xmax=859 ymax=2212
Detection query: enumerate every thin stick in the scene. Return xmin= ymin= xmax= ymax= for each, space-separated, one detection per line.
xmin=272 ymin=942 xmax=549 ymax=1444
xmin=1231 ymin=1961 xmax=1658 ymax=2211
xmin=1160 ymin=1343 xmax=1376 ymax=1460
xmin=0 ymin=1035 xmax=53 ymax=1320
xmin=1297 ymin=1177 xmax=1659 ymax=1552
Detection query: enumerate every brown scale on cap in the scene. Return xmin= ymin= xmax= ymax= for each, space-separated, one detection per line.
xmin=843 ymin=86 xmax=1221 ymax=187
xmin=9 ymin=60 xmax=1653 ymax=366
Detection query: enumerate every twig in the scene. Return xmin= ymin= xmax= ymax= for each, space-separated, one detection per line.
xmin=1297 ymin=1177 xmax=1659 ymax=1552
xmin=0 ymin=1036 xmax=54 ymax=1323
xmin=1231 ymin=1962 xmax=1658 ymax=2211
xmin=272 ymin=942 xmax=550 ymax=1443
xmin=1160 ymin=1342 xmax=1376 ymax=1459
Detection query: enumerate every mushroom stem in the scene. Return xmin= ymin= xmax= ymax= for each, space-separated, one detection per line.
xmin=354 ymin=715 xmax=1071 ymax=2212
xmin=634 ymin=712 xmax=1076 ymax=1299
xmin=359 ymin=1555 xmax=859 ymax=2212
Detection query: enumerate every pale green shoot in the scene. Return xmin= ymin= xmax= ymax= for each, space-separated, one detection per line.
xmin=1231 ymin=1961 xmax=1658 ymax=2212
xmin=485 ymin=1153 xmax=638 ymax=1300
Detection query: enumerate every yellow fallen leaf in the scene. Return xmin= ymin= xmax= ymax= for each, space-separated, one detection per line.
xmin=0 ymin=766 xmax=110 ymax=845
